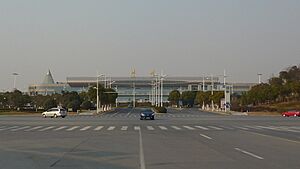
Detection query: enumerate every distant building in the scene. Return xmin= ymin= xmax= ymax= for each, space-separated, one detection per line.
xmin=28 ymin=70 xmax=72 ymax=96
xmin=29 ymin=72 xmax=256 ymax=103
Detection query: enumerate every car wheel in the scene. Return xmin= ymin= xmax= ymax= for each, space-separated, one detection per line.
xmin=54 ymin=114 xmax=57 ymax=118
xmin=140 ymin=117 xmax=144 ymax=120
xmin=294 ymin=114 xmax=297 ymax=117
xmin=62 ymin=116 xmax=65 ymax=118
xmin=151 ymin=117 xmax=155 ymax=120
xmin=43 ymin=114 xmax=46 ymax=118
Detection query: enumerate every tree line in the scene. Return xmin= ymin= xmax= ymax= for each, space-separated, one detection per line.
xmin=0 ymin=85 xmax=118 ymax=112
xmin=168 ymin=90 xmax=224 ymax=107
xmin=238 ymin=65 xmax=300 ymax=106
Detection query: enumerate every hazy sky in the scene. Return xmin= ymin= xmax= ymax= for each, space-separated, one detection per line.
xmin=1 ymin=0 xmax=300 ymax=91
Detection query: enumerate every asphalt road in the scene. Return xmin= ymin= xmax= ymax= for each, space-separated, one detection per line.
xmin=0 ymin=108 xmax=299 ymax=169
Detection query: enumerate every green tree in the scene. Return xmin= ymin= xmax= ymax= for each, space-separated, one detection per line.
xmin=168 ymin=90 xmax=181 ymax=106
xmin=43 ymin=98 xmax=57 ymax=110
xmin=81 ymin=100 xmax=93 ymax=110
xmin=195 ymin=91 xmax=210 ymax=106
xmin=181 ymin=91 xmax=197 ymax=107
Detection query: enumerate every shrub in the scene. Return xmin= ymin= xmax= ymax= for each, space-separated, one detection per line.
xmin=153 ymin=106 xmax=167 ymax=113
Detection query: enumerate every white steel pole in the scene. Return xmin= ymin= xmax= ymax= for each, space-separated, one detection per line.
xmin=224 ymin=70 xmax=227 ymax=112
xmin=211 ymin=74 xmax=214 ymax=111
xmin=160 ymin=77 xmax=163 ymax=107
xmin=96 ymin=74 xmax=99 ymax=114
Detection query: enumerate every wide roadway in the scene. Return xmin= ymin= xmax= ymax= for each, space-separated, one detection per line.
xmin=0 ymin=108 xmax=299 ymax=169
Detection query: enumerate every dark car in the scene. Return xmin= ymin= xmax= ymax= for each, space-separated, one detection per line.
xmin=140 ymin=110 xmax=155 ymax=120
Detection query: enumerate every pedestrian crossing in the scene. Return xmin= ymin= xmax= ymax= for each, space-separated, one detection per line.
xmin=0 ymin=125 xmax=299 ymax=133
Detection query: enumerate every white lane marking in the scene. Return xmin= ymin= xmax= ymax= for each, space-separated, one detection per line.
xmin=94 ymin=126 xmax=104 ymax=131
xmin=121 ymin=126 xmax=128 ymax=131
xmin=53 ymin=126 xmax=68 ymax=131
xmin=271 ymin=126 xmax=300 ymax=133
xmin=183 ymin=126 xmax=195 ymax=130
xmin=134 ymin=126 xmax=141 ymax=131
xmin=139 ymin=128 xmax=146 ymax=169
xmin=107 ymin=126 xmax=116 ymax=131
xmin=158 ymin=126 xmax=168 ymax=130
xmin=235 ymin=126 xmax=249 ymax=130
xmin=147 ymin=126 xmax=154 ymax=130
xmin=80 ymin=126 xmax=92 ymax=131
xmin=126 ymin=109 xmax=133 ymax=117
xmin=195 ymin=126 xmax=209 ymax=130
xmin=208 ymin=126 xmax=223 ymax=130
xmin=200 ymin=134 xmax=213 ymax=140
xmin=11 ymin=126 xmax=31 ymax=131
xmin=235 ymin=148 xmax=264 ymax=160
xmin=171 ymin=126 xmax=182 ymax=130
xmin=39 ymin=126 xmax=56 ymax=131
xmin=66 ymin=126 xmax=80 ymax=131
xmin=245 ymin=126 xmax=263 ymax=130
xmin=25 ymin=126 xmax=43 ymax=131
xmin=0 ymin=126 xmax=19 ymax=131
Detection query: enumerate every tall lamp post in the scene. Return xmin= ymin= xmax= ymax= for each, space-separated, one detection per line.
xmin=96 ymin=74 xmax=105 ymax=114
xmin=12 ymin=73 xmax=19 ymax=91
xmin=131 ymin=68 xmax=136 ymax=108
xmin=160 ymin=73 xmax=167 ymax=107
xmin=257 ymin=73 xmax=262 ymax=84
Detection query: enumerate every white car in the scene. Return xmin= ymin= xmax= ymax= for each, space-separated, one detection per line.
xmin=42 ymin=108 xmax=67 ymax=118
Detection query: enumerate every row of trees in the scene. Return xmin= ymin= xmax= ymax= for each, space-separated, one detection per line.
xmin=168 ymin=90 xmax=224 ymax=107
xmin=239 ymin=65 xmax=300 ymax=106
xmin=0 ymin=85 xmax=118 ymax=112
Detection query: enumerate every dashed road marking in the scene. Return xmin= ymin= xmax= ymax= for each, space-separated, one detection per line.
xmin=208 ymin=126 xmax=223 ymax=130
xmin=11 ymin=126 xmax=31 ymax=131
xmin=121 ymin=126 xmax=128 ymax=131
xmin=147 ymin=126 xmax=154 ymax=130
xmin=39 ymin=126 xmax=56 ymax=131
xmin=183 ymin=126 xmax=195 ymax=130
xmin=80 ymin=126 xmax=92 ymax=131
xmin=25 ymin=126 xmax=43 ymax=131
xmin=200 ymin=134 xmax=213 ymax=140
xmin=66 ymin=126 xmax=80 ymax=131
xmin=107 ymin=126 xmax=116 ymax=131
xmin=195 ymin=126 xmax=209 ymax=130
xmin=235 ymin=148 xmax=264 ymax=160
xmin=94 ymin=126 xmax=104 ymax=131
xmin=158 ymin=126 xmax=168 ymax=130
xmin=53 ymin=126 xmax=68 ymax=131
xmin=171 ymin=126 xmax=182 ymax=130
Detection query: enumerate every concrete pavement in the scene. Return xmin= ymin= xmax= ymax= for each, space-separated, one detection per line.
xmin=0 ymin=108 xmax=299 ymax=169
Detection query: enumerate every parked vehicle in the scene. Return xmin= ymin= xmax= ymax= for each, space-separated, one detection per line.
xmin=42 ymin=108 xmax=67 ymax=118
xmin=282 ymin=110 xmax=300 ymax=117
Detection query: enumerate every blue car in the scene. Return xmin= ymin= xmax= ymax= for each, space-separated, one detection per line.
xmin=140 ymin=110 xmax=155 ymax=120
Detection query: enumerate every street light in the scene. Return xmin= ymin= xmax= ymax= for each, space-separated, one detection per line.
xmin=12 ymin=73 xmax=19 ymax=91
xmin=96 ymin=74 xmax=105 ymax=114
xmin=257 ymin=73 xmax=262 ymax=84
xmin=160 ymin=73 xmax=167 ymax=107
